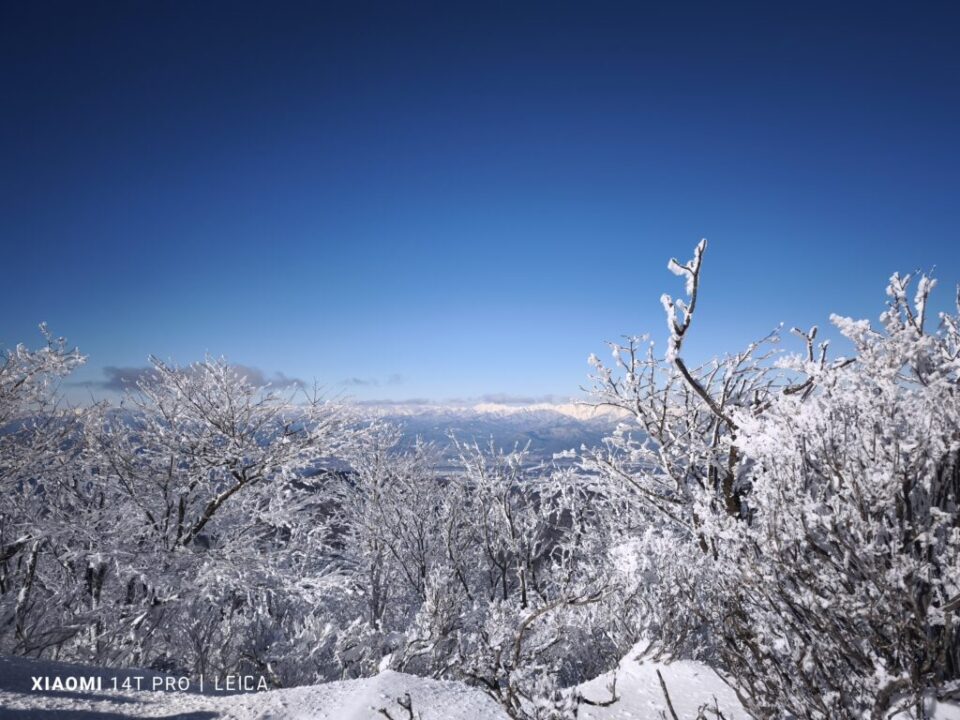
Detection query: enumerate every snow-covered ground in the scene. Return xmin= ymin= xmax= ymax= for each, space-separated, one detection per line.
xmin=4 ymin=649 xmax=960 ymax=719
xmin=0 ymin=646 xmax=745 ymax=719
xmin=0 ymin=654 xmax=498 ymax=719
xmin=577 ymin=649 xmax=746 ymax=719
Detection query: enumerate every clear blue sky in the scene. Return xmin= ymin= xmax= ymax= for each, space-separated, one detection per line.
xmin=2 ymin=1 xmax=958 ymax=402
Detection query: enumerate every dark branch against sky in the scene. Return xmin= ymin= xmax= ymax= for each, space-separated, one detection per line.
xmin=2 ymin=1 xmax=958 ymax=401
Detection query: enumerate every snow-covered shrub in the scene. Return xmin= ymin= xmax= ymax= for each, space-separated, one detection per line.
xmin=724 ymin=279 xmax=960 ymax=718
xmin=83 ymin=357 xmax=364 ymax=680
xmin=1 ymin=353 xmax=367 ymax=684
xmin=587 ymin=241 xmax=960 ymax=718
xmin=0 ymin=326 xmax=88 ymax=655
xmin=334 ymin=427 xmax=445 ymax=633
xmin=438 ymin=444 xmax=620 ymax=719
xmin=328 ymin=433 xmax=625 ymax=717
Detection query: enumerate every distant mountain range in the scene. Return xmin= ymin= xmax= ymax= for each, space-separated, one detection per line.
xmin=360 ymin=401 xmax=628 ymax=465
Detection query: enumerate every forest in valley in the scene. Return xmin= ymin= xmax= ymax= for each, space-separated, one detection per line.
xmin=1 ymin=242 xmax=958 ymax=720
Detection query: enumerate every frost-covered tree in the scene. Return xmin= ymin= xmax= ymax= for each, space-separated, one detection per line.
xmin=2 ymin=354 xmax=365 ymax=682
xmin=0 ymin=325 xmax=87 ymax=655
xmin=725 ymin=276 xmax=960 ymax=718
xmin=325 ymin=431 xmax=624 ymax=717
xmin=328 ymin=425 xmax=447 ymax=678
xmin=587 ymin=241 xmax=960 ymax=718
xmin=442 ymin=443 xmax=621 ymax=720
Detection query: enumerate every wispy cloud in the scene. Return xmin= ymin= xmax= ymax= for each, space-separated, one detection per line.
xmin=78 ymin=364 xmax=306 ymax=392
xmin=341 ymin=377 xmax=378 ymax=387
xmin=91 ymin=366 xmax=156 ymax=392
xmin=229 ymin=365 xmax=306 ymax=389
xmin=340 ymin=374 xmax=405 ymax=388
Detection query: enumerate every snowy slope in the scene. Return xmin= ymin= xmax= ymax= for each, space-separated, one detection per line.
xmin=4 ymin=651 xmax=958 ymax=719
xmin=0 ymin=655 xmax=506 ymax=719
xmin=0 ymin=649 xmax=745 ymax=720
xmin=577 ymin=646 xmax=746 ymax=719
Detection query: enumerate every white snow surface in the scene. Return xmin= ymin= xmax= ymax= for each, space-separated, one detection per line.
xmin=0 ymin=655 xmax=503 ymax=719
xmin=576 ymin=648 xmax=747 ymax=719
xmin=3 ymin=648 xmax=957 ymax=719
xmin=0 ymin=647 xmax=746 ymax=720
